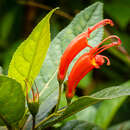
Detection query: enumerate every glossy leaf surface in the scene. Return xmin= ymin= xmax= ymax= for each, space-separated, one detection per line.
xmin=8 ymin=8 xmax=57 ymax=90
xmin=0 ymin=76 xmax=25 ymax=125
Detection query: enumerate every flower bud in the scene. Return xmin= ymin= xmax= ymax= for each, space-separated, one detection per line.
xmin=25 ymin=80 xmax=39 ymax=117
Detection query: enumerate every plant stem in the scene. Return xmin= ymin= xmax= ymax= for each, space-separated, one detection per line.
xmin=35 ymin=108 xmax=66 ymax=129
xmin=35 ymin=113 xmax=55 ymax=129
xmin=32 ymin=116 xmax=36 ymax=130
xmin=66 ymin=97 xmax=72 ymax=105
xmin=19 ymin=109 xmax=29 ymax=130
xmin=35 ymin=82 xmax=65 ymax=129
xmin=54 ymin=83 xmax=62 ymax=112
xmin=0 ymin=113 xmax=13 ymax=130
xmin=18 ymin=0 xmax=73 ymax=20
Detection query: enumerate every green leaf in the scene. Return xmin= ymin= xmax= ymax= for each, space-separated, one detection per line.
xmin=78 ymin=72 xmax=92 ymax=89
xmin=59 ymin=93 xmax=96 ymax=124
xmin=0 ymin=66 xmax=3 ymax=74
xmin=8 ymin=8 xmax=57 ymax=90
xmin=55 ymin=120 xmax=102 ymax=130
xmin=38 ymin=81 xmax=130 ymax=129
xmin=35 ymin=1 xmax=103 ymax=122
xmin=75 ymin=106 xmax=97 ymax=123
xmin=95 ymin=97 xmax=127 ymax=129
xmin=108 ymin=120 xmax=130 ymax=130
xmin=0 ymin=126 xmax=7 ymax=130
xmin=58 ymin=93 xmax=77 ymax=124
xmin=62 ymin=106 xmax=97 ymax=125
xmin=0 ymin=75 xmax=25 ymax=126
xmin=0 ymin=8 xmax=17 ymax=42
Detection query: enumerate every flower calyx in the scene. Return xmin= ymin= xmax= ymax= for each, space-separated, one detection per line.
xmin=25 ymin=79 xmax=39 ymax=117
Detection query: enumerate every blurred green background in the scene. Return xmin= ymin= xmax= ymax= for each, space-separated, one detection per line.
xmin=0 ymin=0 xmax=130 ymax=127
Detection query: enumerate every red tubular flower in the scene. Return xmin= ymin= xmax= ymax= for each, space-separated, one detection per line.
xmin=66 ymin=35 xmax=121 ymax=99
xmin=57 ymin=19 xmax=114 ymax=83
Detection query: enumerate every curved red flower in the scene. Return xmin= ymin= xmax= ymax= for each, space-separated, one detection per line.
xmin=57 ymin=19 xmax=114 ymax=83
xmin=66 ymin=35 xmax=121 ymax=99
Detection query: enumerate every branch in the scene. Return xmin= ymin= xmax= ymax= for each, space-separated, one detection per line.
xmin=18 ymin=0 xmax=73 ymax=20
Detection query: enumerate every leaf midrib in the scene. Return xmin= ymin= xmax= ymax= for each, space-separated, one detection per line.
xmin=27 ymin=21 xmax=49 ymax=80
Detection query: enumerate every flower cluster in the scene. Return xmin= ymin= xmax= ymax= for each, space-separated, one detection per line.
xmin=57 ymin=19 xmax=121 ymax=100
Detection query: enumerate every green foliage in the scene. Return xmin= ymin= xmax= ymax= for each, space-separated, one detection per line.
xmin=105 ymin=0 xmax=130 ymax=29
xmin=8 ymin=8 xmax=57 ymax=90
xmin=0 ymin=0 xmax=130 ymax=129
xmin=0 ymin=75 xmax=25 ymax=126
xmin=27 ymin=101 xmax=39 ymax=117
xmin=37 ymin=81 xmax=130 ymax=128
xmin=61 ymin=106 xmax=97 ymax=125
xmin=78 ymin=72 xmax=92 ymax=89
xmin=35 ymin=1 xmax=103 ymax=123
xmin=108 ymin=120 xmax=130 ymax=130
xmin=0 ymin=8 xmax=16 ymax=42
xmin=95 ymin=97 xmax=127 ymax=129
xmin=56 ymin=120 xmax=102 ymax=130
xmin=59 ymin=93 xmax=96 ymax=124
xmin=75 ymin=106 xmax=97 ymax=123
